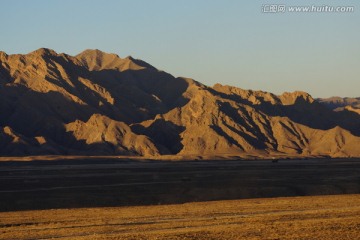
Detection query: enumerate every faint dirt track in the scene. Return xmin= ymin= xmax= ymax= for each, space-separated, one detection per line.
xmin=1 ymin=194 xmax=360 ymax=240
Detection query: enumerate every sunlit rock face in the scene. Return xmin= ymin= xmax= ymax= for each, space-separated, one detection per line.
xmin=1 ymin=48 xmax=360 ymax=157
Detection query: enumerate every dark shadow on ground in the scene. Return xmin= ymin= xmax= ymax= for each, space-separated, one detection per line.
xmin=0 ymin=158 xmax=359 ymax=212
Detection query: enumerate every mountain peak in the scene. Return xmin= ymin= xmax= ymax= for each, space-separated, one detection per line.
xmin=76 ymin=49 xmax=119 ymax=59
xmin=0 ymin=51 xmax=8 ymax=58
xmin=75 ymin=49 xmax=155 ymax=71
xmin=75 ymin=49 xmax=125 ymax=71
xmin=318 ymin=96 xmax=360 ymax=111
xmin=1 ymin=48 xmax=360 ymax=158
xmin=30 ymin=48 xmax=58 ymax=57
xmin=124 ymin=55 xmax=157 ymax=70
xmin=125 ymin=55 xmax=135 ymax=61
xmin=279 ymin=91 xmax=314 ymax=105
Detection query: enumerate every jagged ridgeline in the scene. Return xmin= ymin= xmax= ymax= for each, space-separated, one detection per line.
xmin=1 ymin=48 xmax=360 ymax=157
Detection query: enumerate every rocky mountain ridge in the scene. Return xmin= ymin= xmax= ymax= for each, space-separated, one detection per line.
xmin=1 ymin=48 xmax=359 ymax=158
xmin=318 ymin=97 xmax=360 ymax=114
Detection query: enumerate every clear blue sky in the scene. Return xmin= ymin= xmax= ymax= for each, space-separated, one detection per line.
xmin=1 ymin=0 xmax=359 ymax=97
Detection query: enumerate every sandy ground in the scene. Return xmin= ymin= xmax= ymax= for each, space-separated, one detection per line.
xmin=1 ymin=194 xmax=360 ymax=239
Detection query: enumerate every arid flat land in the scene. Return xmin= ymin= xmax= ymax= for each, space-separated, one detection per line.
xmin=0 ymin=158 xmax=360 ymax=211
xmin=1 ymin=194 xmax=360 ymax=239
xmin=1 ymin=158 xmax=360 ymax=239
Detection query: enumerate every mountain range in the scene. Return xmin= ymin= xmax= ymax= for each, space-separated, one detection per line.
xmin=1 ymin=48 xmax=359 ymax=158
xmin=318 ymin=97 xmax=360 ymax=115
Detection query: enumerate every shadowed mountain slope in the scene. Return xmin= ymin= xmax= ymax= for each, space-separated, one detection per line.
xmin=318 ymin=97 xmax=360 ymax=115
xmin=318 ymin=97 xmax=360 ymax=109
xmin=1 ymin=48 xmax=359 ymax=158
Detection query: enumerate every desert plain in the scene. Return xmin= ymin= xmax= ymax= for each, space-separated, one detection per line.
xmin=1 ymin=194 xmax=360 ymax=240
xmin=0 ymin=157 xmax=360 ymax=239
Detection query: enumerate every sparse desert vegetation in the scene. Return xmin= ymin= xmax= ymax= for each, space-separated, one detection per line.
xmin=1 ymin=194 xmax=360 ymax=239
xmin=0 ymin=158 xmax=360 ymax=239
